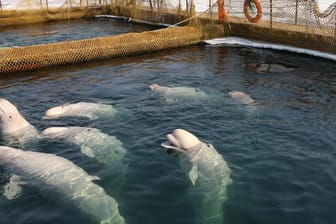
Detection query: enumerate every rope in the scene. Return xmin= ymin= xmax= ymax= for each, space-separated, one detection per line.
xmin=170 ymin=3 xmax=218 ymax=27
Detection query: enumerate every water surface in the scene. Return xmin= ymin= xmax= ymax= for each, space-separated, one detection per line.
xmin=0 ymin=18 xmax=155 ymax=47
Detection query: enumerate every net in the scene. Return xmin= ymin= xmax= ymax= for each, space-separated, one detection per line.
xmin=0 ymin=0 xmax=335 ymax=73
xmin=0 ymin=26 xmax=202 ymax=73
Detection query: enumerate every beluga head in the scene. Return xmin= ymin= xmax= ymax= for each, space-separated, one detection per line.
xmin=161 ymin=129 xmax=203 ymax=154
xmin=148 ymin=83 xmax=161 ymax=91
xmin=0 ymin=98 xmax=32 ymax=135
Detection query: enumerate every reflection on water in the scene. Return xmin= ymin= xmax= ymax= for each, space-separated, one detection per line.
xmin=243 ymin=62 xmax=297 ymax=73
xmin=0 ymin=18 xmax=155 ymax=47
xmin=0 ymin=21 xmax=336 ymax=224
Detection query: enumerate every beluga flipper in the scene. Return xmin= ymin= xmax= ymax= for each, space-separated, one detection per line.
xmin=161 ymin=129 xmax=232 ymax=224
xmin=3 ymin=174 xmax=25 ymax=200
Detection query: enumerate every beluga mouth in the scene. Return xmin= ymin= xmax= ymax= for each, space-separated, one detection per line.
xmin=161 ymin=140 xmax=186 ymax=153
xmin=161 ymin=129 xmax=203 ymax=153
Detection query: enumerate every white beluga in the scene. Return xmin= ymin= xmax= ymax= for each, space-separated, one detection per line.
xmin=40 ymin=126 xmax=127 ymax=165
xmin=43 ymin=102 xmax=118 ymax=120
xmin=229 ymin=90 xmax=255 ymax=105
xmin=149 ymin=83 xmax=208 ymax=103
xmin=0 ymin=146 xmax=126 ymax=224
xmin=40 ymin=126 xmax=128 ymax=190
xmin=161 ymin=129 xmax=232 ymax=224
xmin=0 ymin=98 xmax=39 ymax=147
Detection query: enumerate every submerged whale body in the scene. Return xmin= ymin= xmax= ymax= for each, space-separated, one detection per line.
xmin=40 ymin=126 xmax=129 ymax=191
xmin=0 ymin=146 xmax=126 ymax=224
xmin=0 ymin=98 xmax=39 ymax=147
xmin=149 ymin=83 xmax=208 ymax=102
xmin=161 ymin=129 xmax=232 ymax=224
xmin=40 ymin=126 xmax=127 ymax=165
xmin=43 ymin=102 xmax=118 ymax=120
xmin=229 ymin=90 xmax=255 ymax=105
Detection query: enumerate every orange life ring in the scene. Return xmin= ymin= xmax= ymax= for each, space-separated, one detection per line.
xmin=244 ymin=0 xmax=262 ymax=23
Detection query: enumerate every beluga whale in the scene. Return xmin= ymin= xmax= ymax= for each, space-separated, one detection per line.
xmin=228 ymin=91 xmax=255 ymax=105
xmin=40 ymin=126 xmax=127 ymax=165
xmin=228 ymin=90 xmax=257 ymax=114
xmin=0 ymin=98 xmax=39 ymax=148
xmin=148 ymin=83 xmax=208 ymax=103
xmin=40 ymin=126 xmax=128 ymax=191
xmin=161 ymin=129 xmax=232 ymax=224
xmin=0 ymin=146 xmax=126 ymax=224
xmin=43 ymin=102 xmax=118 ymax=120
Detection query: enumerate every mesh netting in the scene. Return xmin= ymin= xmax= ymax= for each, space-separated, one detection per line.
xmin=0 ymin=26 xmax=201 ymax=73
xmin=196 ymin=0 xmax=336 ymax=54
xmin=0 ymin=0 xmax=335 ymax=73
xmin=220 ymin=0 xmax=336 ymax=32
xmin=0 ymin=0 xmax=107 ymax=10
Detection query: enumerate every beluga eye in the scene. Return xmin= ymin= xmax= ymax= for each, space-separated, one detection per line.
xmin=9 ymin=116 xmax=12 ymax=119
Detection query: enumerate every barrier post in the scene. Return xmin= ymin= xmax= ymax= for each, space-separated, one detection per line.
xmin=295 ymin=0 xmax=298 ymax=24
xmin=190 ymin=0 xmax=194 ymax=16
xmin=149 ymin=0 xmax=153 ymax=11
xmin=270 ymin=0 xmax=272 ymax=28
xmin=334 ymin=12 xmax=336 ymax=38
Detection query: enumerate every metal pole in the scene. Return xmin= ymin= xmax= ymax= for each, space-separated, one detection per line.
xmin=190 ymin=0 xmax=193 ymax=15
xmin=149 ymin=0 xmax=153 ymax=11
xmin=270 ymin=0 xmax=272 ymax=28
xmin=334 ymin=12 xmax=336 ymax=38
xmin=46 ymin=0 xmax=49 ymax=10
xmin=178 ymin=0 xmax=181 ymax=14
xmin=0 ymin=0 xmax=2 ymax=11
xmin=295 ymin=0 xmax=298 ymax=24
xmin=186 ymin=0 xmax=188 ymax=15
xmin=227 ymin=0 xmax=230 ymax=14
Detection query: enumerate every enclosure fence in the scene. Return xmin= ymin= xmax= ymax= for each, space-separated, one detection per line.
xmin=0 ymin=0 xmax=335 ymax=74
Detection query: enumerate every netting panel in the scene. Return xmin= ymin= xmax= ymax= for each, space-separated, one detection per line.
xmin=0 ymin=0 xmax=109 ymax=10
xmin=215 ymin=0 xmax=336 ymax=32
xmin=0 ymin=26 xmax=202 ymax=73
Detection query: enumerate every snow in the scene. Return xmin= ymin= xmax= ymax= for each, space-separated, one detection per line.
xmin=318 ymin=0 xmax=335 ymax=12
xmin=205 ymin=37 xmax=336 ymax=61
